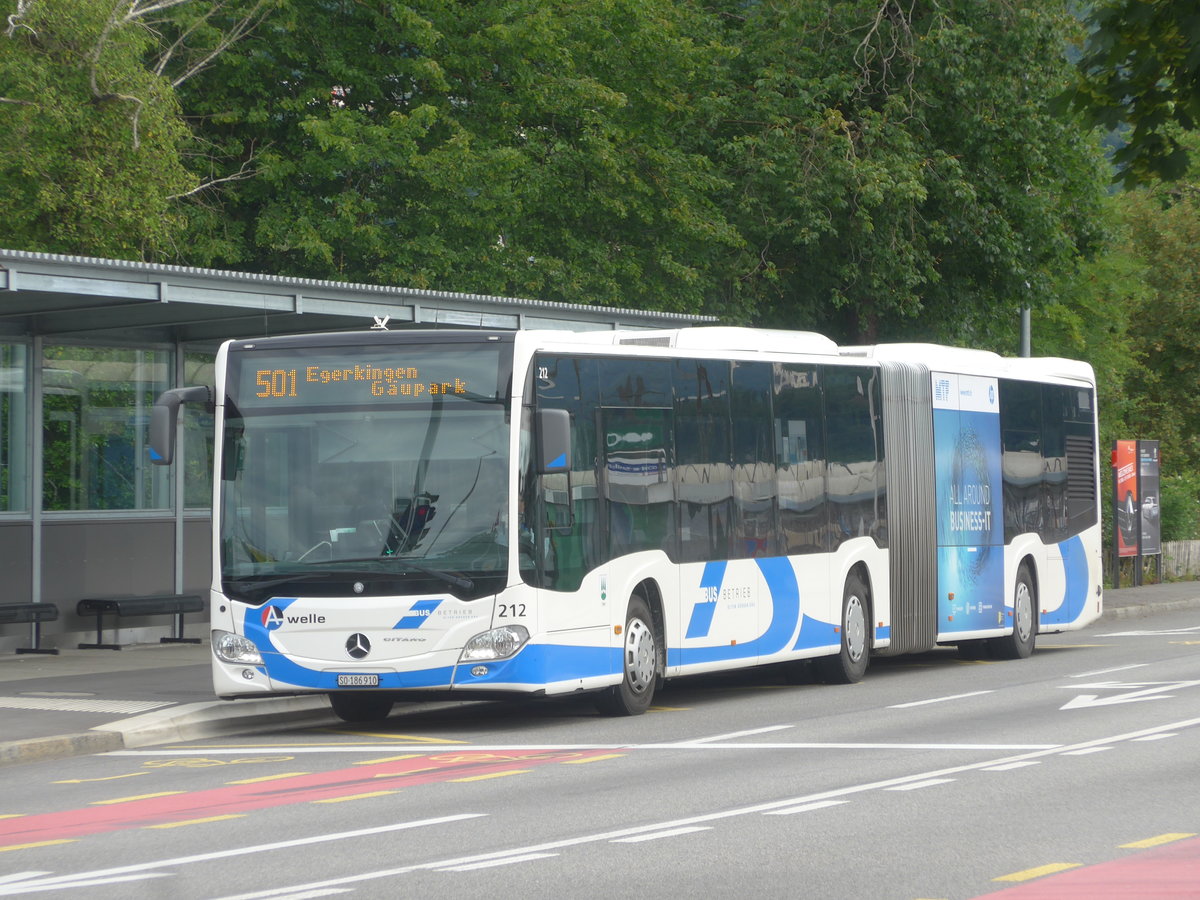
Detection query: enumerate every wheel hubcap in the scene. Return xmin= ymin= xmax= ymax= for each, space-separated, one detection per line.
xmin=624 ymin=617 xmax=656 ymax=695
xmin=845 ymin=594 xmax=867 ymax=662
xmin=1014 ymin=582 xmax=1033 ymax=642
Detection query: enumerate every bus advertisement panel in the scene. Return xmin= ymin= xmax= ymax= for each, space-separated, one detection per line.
xmin=933 ymin=372 xmax=1004 ymax=634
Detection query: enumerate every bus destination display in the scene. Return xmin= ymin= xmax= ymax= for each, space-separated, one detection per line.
xmin=235 ymin=347 xmax=501 ymax=408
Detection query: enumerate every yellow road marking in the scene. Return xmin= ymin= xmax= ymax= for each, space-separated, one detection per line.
xmin=561 ymin=754 xmax=626 ymax=765
xmin=90 ymin=791 xmax=186 ymax=805
xmin=648 ymin=706 xmax=690 ymax=712
xmin=994 ymin=863 xmax=1081 ymax=882
xmin=225 ymin=772 xmax=312 ymax=785
xmin=0 ymin=839 xmax=77 ymax=852
xmin=0 ymin=814 xmax=24 ymax=819
xmin=53 ymin=772 xmax=148 ymax=784
xmin=325 ymin=731 xmax=468 ymax=744
xmin=354 ymin=754 xmax=425 ymax=765
xmin=1041 ymin=644 xmax=1107 ymax=649
xmin=1121 ymin=833 xmax=1197 ymax=849
xmin=449 ymin=769 xmax=531 ymax=783
xmin=1170 ymin=641 xmax=1200 ymax=645
xmin=146 ymin=815 xmax=245 ymax=829
xmin=312 ymin=790 xmax=399 ymax=804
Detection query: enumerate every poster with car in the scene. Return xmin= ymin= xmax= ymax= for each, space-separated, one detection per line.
xmin=1114 ymin=439 xmax=1138 ymax=558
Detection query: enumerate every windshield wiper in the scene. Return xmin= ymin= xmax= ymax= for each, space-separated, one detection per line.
xmin=305 ymin=556 xmax=475 ymax=592
xmin=223 ymin=570 xmax=342 ymax=596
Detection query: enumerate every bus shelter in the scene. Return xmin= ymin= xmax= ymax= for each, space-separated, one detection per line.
xmin=0 ymin=249 xmax=712 ymax=650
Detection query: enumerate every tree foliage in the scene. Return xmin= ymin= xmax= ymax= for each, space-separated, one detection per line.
xmin=0 ymin=0 xmax=270 ymax=257
xmin=0 ymin=0 xmax=192 ymax=255
xmin=1117 ymin=177 xmax=1200 ymax=470
xmin=708 ymin=0 xmax=1109 ymax=342
xmin=1070 ymin=0 xmax=1200 ymax=184
xmin=177 ymin=0 xmax=742 ymax=315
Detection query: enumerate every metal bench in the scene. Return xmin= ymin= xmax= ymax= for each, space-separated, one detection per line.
xmin=0 ymin=602 xmax=60 ymax=654
xmin=76 ymin=594 xmax=204 ymax=650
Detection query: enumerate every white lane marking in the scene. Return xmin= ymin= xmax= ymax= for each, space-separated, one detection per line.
xmin=1060 ymin=680 xmax=1200 ymax=709
xmin=688 ymin=725 xmax=794 ymax=743
xmin=1062 ymin=747 xmax=1113 ymax=756
xmin=109 ymin=740 xmax=1059 ymax=756
xmin=0 ymin=815 xmax=484 ymax=897
xmin=439 ymin=853 xmax=558 ymax=872
xmin=0 ymin=874 xmax=167 ymax=893
xmin=193 ymin=715 xmax=1200 ymax=900
xmin=885 ymin=778 xmax=955 ymax=792
xmin=0 ymin=879 xmax=48 ymax=889
xmin=983 ymin=761 xmax=1041 ymax=772
xmin=262 ymin=891 xmax=352 ymax=900
xmin=612 ymin=826 xmax=711 ymax=843
xmin=0 ymin=697 xmax=171 ymax=715
xmin=1100 ymin=625 xmax=1200 ymax=636
xmin=1133 ymin=733 xmax=1176 ymax=742
xmin=1070 ymin=664 xmax=1148 ymax=678
xmin=764 ymin=800 xmax=849 ymax=816
xmin=887 ymin=691 xmax=993 ymax=709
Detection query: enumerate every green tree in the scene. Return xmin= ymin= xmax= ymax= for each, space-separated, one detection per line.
xmin=707 ymin=0 xmax=1110 ymax=343
xmin=1070 ymin=0 xmax=1200 ymax=184
xmin=0 ymin=0 xmax=270 ymax=258
xmin=177 ymin=0 xmax=742 ymax=314
xmin=1117 ymin=178 xmax=1200 ymax=470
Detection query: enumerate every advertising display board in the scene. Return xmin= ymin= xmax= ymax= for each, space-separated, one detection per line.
xmin=1114 ymin=439 xmax=1138 ymax=559
xmin=933 ymin=372 xmax=1004 ymax=633
xmin=1139 ymin=440 xmax=1161 ymax=556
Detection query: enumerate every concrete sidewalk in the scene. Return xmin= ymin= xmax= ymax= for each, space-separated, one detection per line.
xmin=1 ymin=582 xmax=1197 ymax=768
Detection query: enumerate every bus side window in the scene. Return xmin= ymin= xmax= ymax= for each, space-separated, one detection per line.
xmin=775 ymin=363 xmax=826 ymax=555
xmin=731 ymin=361 xmax=775 ymax=558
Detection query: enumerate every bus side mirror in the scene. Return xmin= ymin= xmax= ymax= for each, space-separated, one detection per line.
xmin=150 ymin=386 xmax=212 ymax=466
xmin=536 ymin=408 xmax=571 ymax=474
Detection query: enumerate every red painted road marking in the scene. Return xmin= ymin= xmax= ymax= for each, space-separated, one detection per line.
xmin=977 ymin=835 xmax=1200 ymax=898
xmin=0 ymin=750 xmax=596 ymax=848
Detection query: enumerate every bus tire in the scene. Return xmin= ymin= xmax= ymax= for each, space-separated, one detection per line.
xmin=329 ymin=692 xmax=394 ymax=723
xmin=815 ymin=571 xmax=870 ymax=684
xmin=991 ymin=563 xmax=1037 ymax=660
xmin=595 ymin=594 xmax=658 ymax=716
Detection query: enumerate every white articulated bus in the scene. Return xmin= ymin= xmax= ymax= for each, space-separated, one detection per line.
xmin=151 ymin=326 xmax=1102 ymax=721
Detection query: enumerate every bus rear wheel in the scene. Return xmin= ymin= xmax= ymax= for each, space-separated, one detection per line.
xmin=991 ymin=563 xmax=1037 ymax=660
xmin=596 ymin=594 xmax=658 ymax=717
xmin=329 ymin=692 xmax=394 ymax=723
xmin=816 ymin=571 xmax=870 ymax=684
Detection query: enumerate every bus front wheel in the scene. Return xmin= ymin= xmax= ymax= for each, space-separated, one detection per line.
xmin=596 ymin=594 xmax=658 ymax=717
xmin=816 ymin=571 xmax=870 ymax=684
xmin=329 ymin=692 xmax=394 ymax=723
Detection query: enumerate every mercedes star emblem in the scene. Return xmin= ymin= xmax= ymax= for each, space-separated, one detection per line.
xmin=345 ymin=633 xmax=371 ymax=660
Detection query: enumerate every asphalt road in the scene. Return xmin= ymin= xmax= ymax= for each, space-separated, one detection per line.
xmin=1 ymin=605 xmax=1197 ymax=899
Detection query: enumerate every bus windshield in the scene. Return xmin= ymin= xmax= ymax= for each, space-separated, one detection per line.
xmin=220 ymin=342 xmax=512 ymax=603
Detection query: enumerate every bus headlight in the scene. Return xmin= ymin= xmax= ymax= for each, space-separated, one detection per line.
xmin=212 ymin=630 xmax=264 ymax=666
xmin=461 ymin=624 xmax=529 ymax=662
